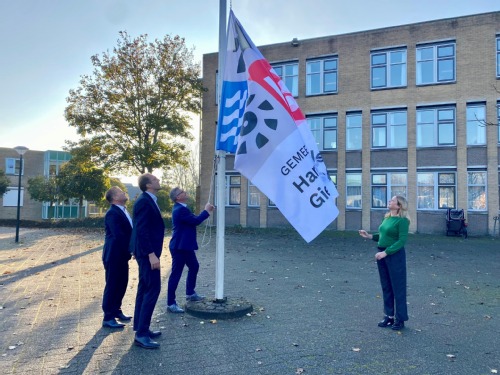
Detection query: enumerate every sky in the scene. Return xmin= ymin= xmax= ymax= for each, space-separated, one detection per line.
xmin=0 ymin=0 xmax=499 ymax=153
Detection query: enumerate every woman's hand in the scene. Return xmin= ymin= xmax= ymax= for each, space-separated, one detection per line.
xmin=358 ymin=230 xmax=372 ymax=239
xmin=375 ymin=251 xmax=387 ymax=260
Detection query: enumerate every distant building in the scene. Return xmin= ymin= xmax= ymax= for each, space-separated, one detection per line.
xmin=123 ymin=183 xmax=141 ymax=201
xmin=0 ymin=147 xmax=85 ymax=220
xmin=199 ymin=12 xmax=500 ymax=235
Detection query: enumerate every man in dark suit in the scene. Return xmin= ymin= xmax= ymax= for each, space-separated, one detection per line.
xmin=130 ymin=173 xmax=165 ymax=349
xmin=102 ymin=186 xmax=133 ymax=329
xmin=166 ymin=187 xmax=214 ymax=313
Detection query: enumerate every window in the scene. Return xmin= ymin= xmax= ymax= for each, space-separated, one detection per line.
xmin=416 ymin=107 xmax=455 ymax=147
xmin=371 ymin=173 xmax=407 ymax=208
xmin=216 ymin=174 xmax=241 ymax=206
xmin=44 ymin=150 xmax=71 ymax=177
xmin=273 ymin=62 xmax=298 ymax=97
xmin=497 ymin=36 xmax=500 ymax=78
xmin=2 ymin=187 xmax=24 ymax=207
xmin=306 ymin=58 xmax=338 ymax=95
xmin=371 ymin=49 xmax=407 ymax=89
xmin=346 ymin=113 xmax=362 ymax=150
xmin=416 ymin=42 xmax=455 ymax=84
xmin=417 ymin=172 xmax=456 ymax=210
xmin=5 ymin=158 xmax=23 ymax=175
xmin=468 ymin=171 xmax=487 ymax=211
xmin=371 ymin=110 xmax=407 ymax=148
xmin=307 ymin=114 xmax=337 ymax=150
xmin=466 ymin=104 xmax=486 ymax=145
xmin=346 ymin=173 xmax=362 ymax=208
xmin=497 ymin=103 xmax=500 ymax=143
xmin=329 ymin=172 xmax=337 ymax=186
xmin=248 ymin=181 xmax=260 ymax=207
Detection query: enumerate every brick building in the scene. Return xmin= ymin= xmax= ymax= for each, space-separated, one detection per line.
xmin=0 ymin=147 xmax=83 ymax=220
xmin=199 ymin=11 xmax=500 ymax=236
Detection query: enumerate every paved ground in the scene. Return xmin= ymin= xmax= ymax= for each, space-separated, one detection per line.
xmin=0 ymin=225 xmax=498 ymax=375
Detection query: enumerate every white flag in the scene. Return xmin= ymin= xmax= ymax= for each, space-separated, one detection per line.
xmin=217 ymin=10 xmax=339 ymax=242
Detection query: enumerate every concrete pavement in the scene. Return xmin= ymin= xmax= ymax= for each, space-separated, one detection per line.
xmin=0 ymin=226 xmax=498 ymax=374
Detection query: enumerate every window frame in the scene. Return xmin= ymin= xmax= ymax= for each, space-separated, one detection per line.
xmin=307 ymin=114 xmax=338 ymax=151
xmin=2 ymin=187 xmax=24 ymax=207
xmin=496 ymin=36 xmax=500 ymax=78
xmin=466 ymin=103 xmax=486 ymax=146
xmin=370 ymin=48 xmax=407 ymax=89
xmin=467 ymin=171 xmax=487 ymax=211
xmin=247 ymin=180 xmax=260 ymax=207
xmin=346 ymin=173 xmax=362 ymax=209
xmin=272 ymin=61 xmax=299 ymax=97
xmin=5 ymin=158 xmax=24 ymax=175
xmin=416 ymin=42 xmax=456 ymax=85
xmin=346 ymin=113 xmax=362 ymax=150
xmin=215 ymin=174 xmax=241 ymax=207
xmin=416 ymin=106 xmax=456 ymax=147
xmin=371 ymin=109 xmax=407 ymax=149
xmin=371 ymin=172 xmax=408 ymax=208
xmin=417 ymin=172 xmax=456 ymax=210
xmin=306 ymin=57 xmax=338 ymax=95
xmin=497 ymin=103 xmax=500 ymax=143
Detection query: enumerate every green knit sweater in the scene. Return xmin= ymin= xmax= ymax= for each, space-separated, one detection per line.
xmin=372 ymin=216 xmax=410 ymax=255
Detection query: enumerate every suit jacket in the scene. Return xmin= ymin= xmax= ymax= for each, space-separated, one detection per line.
xmin=169 ymin=203 xmax=210 ymax=251
xmin=103 ymin=204 xmax=132 ymax=264
xmin=130 ymin=192 xmax=165 ymax=258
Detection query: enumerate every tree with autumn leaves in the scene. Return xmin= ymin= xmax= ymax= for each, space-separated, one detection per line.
xmin=64 ymin=31 xmax=203 ymax=175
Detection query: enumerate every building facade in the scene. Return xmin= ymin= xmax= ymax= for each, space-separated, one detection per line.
xmin=200 ymin=12 xmax=500 ymax=235
xmin=0 ymin=147 xmax=84 ymax=220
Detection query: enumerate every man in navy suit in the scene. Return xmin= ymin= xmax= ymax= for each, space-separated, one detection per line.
xmin=166 ymin=187 xmax=214 ymax=313
xmin=130 ymin=174 xmax=165 ymax=349
xmin=102 ymin=186 xmax=133 ymax=329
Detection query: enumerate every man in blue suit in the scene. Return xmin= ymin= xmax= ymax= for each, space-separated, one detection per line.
xmin=166 ymin=187 xmax=214 ymax=313
xmin=130 ymin=173 xmax=165 ymax=349
xmin=102 ymin=186 xmax=133 ymax=329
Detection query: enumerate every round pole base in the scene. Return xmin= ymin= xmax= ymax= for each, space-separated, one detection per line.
xmin=185 ymin=296 xmax=253 ymax=320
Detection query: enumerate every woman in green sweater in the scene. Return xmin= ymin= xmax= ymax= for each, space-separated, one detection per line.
xmin=359 ymin=195 xmax=410 ymax=330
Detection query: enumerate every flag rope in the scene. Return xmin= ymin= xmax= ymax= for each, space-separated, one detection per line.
xmin=200 ymin=154 xmax=219 ymax=247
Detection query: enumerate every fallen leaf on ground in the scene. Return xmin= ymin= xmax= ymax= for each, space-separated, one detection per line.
xmin=352 ymin=348 xmax=361 ymax=352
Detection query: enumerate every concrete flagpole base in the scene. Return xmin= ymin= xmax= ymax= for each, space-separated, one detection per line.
xmin=185 ymin=296 xmax=253 ymax=320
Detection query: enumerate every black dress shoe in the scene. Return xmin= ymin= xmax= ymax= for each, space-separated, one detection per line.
xmin=134 ymin=335 xmax=160 ymax=349
xmin=103 ymin=319 xmax=126 ymax=328
xmin=391 ymin=320 xmax=405 ymax=330
xmin=116 ymin=312 xmax=132 ymax=321
xmin=377 ymin=316 xmax=394 ymax=327
xmin=149 ymin=330 xmax=162 ymax=338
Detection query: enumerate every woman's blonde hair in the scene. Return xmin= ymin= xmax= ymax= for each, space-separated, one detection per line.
xmin=385 ymin=195 xmax=410 ymax=223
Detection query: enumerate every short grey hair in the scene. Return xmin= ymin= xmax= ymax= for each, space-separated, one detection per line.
xmin=169 ymin=187 xmax=183 ymax=202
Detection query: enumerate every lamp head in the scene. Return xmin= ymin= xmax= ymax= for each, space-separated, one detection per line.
xmin=14 ymin=146 xmax=29 ymax=156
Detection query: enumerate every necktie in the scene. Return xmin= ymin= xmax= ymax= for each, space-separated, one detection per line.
xmin=123 ymin=207 xmax=133 ymax=228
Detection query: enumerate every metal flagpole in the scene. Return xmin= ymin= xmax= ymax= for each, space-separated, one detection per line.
xmin=214 ymin=0 xmax=227 ymax=301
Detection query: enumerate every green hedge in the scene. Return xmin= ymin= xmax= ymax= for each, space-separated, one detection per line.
xmin=0 ymin=216 xmax=173 ymax=229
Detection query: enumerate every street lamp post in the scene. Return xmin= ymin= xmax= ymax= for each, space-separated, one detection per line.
xmin=14 ymin=146 xmax=29 ymax=243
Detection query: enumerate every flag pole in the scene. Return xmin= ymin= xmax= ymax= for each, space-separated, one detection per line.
xmin=215 ymin=0 xmax=227 ymax=301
